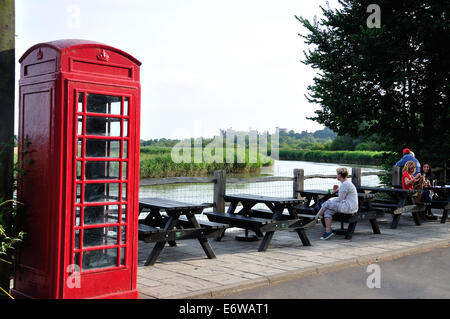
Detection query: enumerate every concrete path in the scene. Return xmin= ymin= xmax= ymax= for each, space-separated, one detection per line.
xmin=137 ymin=210 xmax=450 ymax=299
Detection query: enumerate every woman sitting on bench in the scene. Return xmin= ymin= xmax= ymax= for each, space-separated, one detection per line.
xmin=316 ymin=167 xmax=359 ymax=240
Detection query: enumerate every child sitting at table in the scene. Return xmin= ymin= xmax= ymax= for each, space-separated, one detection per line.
xmin=315 ymin=167 xmax=359 ymax=240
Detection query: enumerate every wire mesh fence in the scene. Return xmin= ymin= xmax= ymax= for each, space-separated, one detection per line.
xmin=139 ymin=166 xmax=387 ymax=223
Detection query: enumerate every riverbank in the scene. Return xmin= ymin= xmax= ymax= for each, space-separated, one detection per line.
xmin=279 ymin=149 xmax=384 ymax=166
xmin=140 ymin=147 xmax=273 ymax=178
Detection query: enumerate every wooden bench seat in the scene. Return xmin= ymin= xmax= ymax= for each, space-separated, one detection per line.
xmin=371 ymin=201 xmax=430 ymax=228
xmin=138 ymin=222 xmax=227 ymax=244
xmin=177 ymin=215 xmax=229 ymax=229
xmin=204 ymin=210 xmax=313 ymax=248
xmin=204 ymin=211 xmax=300 ymax=232
xmin=430 ymin=200 xmax=450 ymax=223
xmin=250 ymin=209 xmax=317 ymax=228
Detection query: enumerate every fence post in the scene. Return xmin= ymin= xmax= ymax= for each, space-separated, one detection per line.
xmin=392 ymin=165 xmax=401 ymax=186
xmin=351 ymin=167 xmax=361 ymax=187
xmin=213 ymin=170 xmax=226 ymax=212
xmin=293 ymin=169 xmax=304 ymax=198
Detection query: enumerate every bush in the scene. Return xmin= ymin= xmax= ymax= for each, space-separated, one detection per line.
xmin=279 ymin=149 xmax=383 ymax=166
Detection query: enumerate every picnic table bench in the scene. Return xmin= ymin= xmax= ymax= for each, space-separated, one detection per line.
xmin=357 ymin=186 xmax=430 ymax=229
xmin=204 ymin=194 xmax=314 ymax=252
xmin=138 ymin=198 xmax=228 ymax=266
xmin=297 ymin=190 xmax=381 ymax=240
xmin=423 ymin=186 xmax=450 ymax=223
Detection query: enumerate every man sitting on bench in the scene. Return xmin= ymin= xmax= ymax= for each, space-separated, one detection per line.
xmin=316 ymin=167 xmax=359 ymax=240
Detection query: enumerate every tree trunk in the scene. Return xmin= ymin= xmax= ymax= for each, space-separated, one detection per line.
xmin=0 ymin=0 xmax=15 ymax=300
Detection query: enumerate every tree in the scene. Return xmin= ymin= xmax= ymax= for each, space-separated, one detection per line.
xmin=297 ymin=0 xmax=450 ymax=175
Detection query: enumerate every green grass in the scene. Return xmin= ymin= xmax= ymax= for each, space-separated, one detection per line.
xmin=279 ymin=149 xmax=384 ymax=166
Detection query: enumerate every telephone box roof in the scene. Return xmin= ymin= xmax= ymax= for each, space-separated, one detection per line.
xmin=19 ymin=39 xmax=141 ymax=66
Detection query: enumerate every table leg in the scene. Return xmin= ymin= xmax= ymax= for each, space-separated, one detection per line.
xmin=440 ymin=209 xmax=448 ymax=223
xmin=144 ymin=241 xmax=166 ymax=266
xmin=391 ymin=214 xmax=401 ymax=229
xmin=287 ymin=206 xmax=312 ymax=247
xmin=344 ymin=222 xmax=357 ymax=240
xmin=142 ymin=208 xmax=178 ymax=247
xmin=297 ymin=228 xmax=311 ymax=246
xmin=235 ymin=201 xmax=259 ymax=241
xmin=257 ymin=205 xmax=282 ymax=252
xmin=144 ymin=214 xmax=179 ymax=266
xmin=258 ymin=231 xmax=275 ymax=252
xmin=412 ymin=211 xmax=422 ymax=226
xmin=186 ymin=213 xmax=216 ymax=259
xmin=370 ymin=219 xmax=381 ymax=234
xmin=218 ymin=201 xmax=238 ymax=241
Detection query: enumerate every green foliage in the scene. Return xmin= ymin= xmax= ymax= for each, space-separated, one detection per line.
xmin=279 ymin=149 xmax=384 ymax=166
xmin=278 ymin=127 xmax=337 ymax=150
xmin=297 ymin=0 xmax=450 ymax=169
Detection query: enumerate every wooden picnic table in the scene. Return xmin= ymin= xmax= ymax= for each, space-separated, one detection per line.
xmin=204 ymin=194 xmax=314 ymax=252
xmin=297 ymin=189 xmax=380 ymax=239
xmin=423 ymin=186 xmax=450 ymax=223
xmin=138 ymin=198 xmax=227 ymax=266
xmin=357 ymin=186 xmax=430 ymax=229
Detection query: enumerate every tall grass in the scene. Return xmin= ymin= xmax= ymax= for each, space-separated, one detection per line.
xmin=140 ymin=146 xmax=273 ymax=178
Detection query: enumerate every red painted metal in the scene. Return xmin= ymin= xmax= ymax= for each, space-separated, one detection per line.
xmin=13 ymin=40 xmax=141 ymax=299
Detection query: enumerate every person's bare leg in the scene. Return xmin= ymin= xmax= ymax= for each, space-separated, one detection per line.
xmin=316 ymin=207 xmax=324 ymax=218
xmin=325 ymin=217 xmax=332 ymax=233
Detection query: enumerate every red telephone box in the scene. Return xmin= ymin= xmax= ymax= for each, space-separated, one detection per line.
xmin=13 ymin=40 xmax=141 ymax=299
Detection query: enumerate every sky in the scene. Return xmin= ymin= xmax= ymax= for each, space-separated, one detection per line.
xmin=15 ymin=0 xmax=341 ymax=140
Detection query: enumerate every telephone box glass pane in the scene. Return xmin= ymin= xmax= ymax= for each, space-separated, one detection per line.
xmin=123 ymin=119 xmax=128 ymax=137
xmin=86 ymin=117 xmax=121 ymax=137
xmin=74 ymin=253 xmax=80 ymax=267
xmin=120 ymin=247 xmax=125 ymax=266
xmin=75 ymin=207 xmax=81 ymax=226
xmin=86 ymin=94 xmax=121 ymax=115
xmin=78 ymin=93 xmax=84 ymax=112
xmin=84 ymin=183 xmax=119 ymax=202
xmin=121 ymin=226 xmax=126 ymax=244
xmin=76 ymin=184 xmax=82 ymax=203
xmin=77 ymin=139 xmax=83 ymax=157
xmin=76 ymin=162 xmax=82 ymax=180
xmin=124 ymin=98 xmax=129 ymax=116
xmin=123 ymin=141 xmax=128 ymax=158
xmin=122 ymin=162 xmax=127 ymax=179
xmin=85 ymin=161 xmax=120 ymax=180
xmin=84 ymin=205 xmax=119 ymax=225
xmin=77 ymin=116 xmax=83 ymax=135
xmin=121 ymin=205 xmax=126 ymax=222
xmin=75 ymin=229 xmax=80 ymax=249
xmin=122 ymin=184 xmax=127 ymax=200
xmin=82 ymin=249 xmax=118 ymax=270
xmin=85 ymin=139 xmax=120 ymax=158
xmin=83 ymin=226 xmax=118 ymax=247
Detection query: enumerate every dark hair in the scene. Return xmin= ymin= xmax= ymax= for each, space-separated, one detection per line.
xmin=421 ymin=163 xmax=433 ymax=178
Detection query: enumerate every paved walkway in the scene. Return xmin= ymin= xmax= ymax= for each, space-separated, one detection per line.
xmin=137 ymin=210 xmax=450 ymax=299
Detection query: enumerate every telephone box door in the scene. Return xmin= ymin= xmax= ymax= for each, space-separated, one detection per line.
xmin=64 ymin=82 xmax=138 ymax=298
